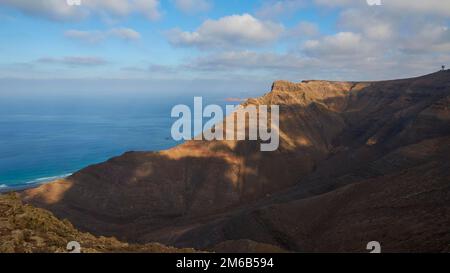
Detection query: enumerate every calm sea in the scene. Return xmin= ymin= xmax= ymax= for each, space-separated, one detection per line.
xmin=0 ymin=92 xmax=243 ymax=191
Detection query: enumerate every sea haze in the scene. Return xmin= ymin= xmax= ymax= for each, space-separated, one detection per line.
xmin=0 ymin=89 xmax=247 ymax=191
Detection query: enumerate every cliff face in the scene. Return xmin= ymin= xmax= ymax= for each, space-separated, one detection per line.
xmin=20 ymin=71 xmax=450 ymax=252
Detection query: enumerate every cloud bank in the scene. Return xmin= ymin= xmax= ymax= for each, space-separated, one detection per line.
xmin=167 ymin=14 xmax=284 ymax=49
xmin=0 ymin=0 xmax=161 ymax=21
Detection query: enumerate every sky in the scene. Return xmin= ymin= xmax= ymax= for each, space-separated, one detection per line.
xmin=0 ymin=0 xmax=449 ymax=94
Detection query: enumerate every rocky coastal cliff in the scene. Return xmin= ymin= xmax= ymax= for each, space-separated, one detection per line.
xmin=7 ymin=71 xmax=450 ymax=252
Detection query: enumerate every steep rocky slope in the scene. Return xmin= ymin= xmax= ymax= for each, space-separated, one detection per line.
xmin=20 ymin=70 xmax=450 ymax=252
xmin=0 ymin=193 xmax=197 ymax=253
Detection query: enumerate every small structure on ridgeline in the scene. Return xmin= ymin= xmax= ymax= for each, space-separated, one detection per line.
xmin=442 ymin=65 xmax=446 ymax=71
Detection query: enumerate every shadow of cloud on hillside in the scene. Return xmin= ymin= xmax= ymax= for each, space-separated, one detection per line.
xmin=20 ymin=92 xmax=369 ymax=245
xmin=23 ymin=152 xmax=244 ymax=240
xmin=20 ymin=71 xmax=450 ymax=251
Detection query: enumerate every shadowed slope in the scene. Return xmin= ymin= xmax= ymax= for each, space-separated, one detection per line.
xmin=21 ymin=70 xmax=450 ymax=252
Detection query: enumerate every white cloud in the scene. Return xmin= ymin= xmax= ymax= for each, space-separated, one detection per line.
xmin=186 ymin=51 xmax=308 ymax=71
xmin=256 ymin=0 xmax=306 ymax=19
xmin=0 ymin=0 xmax=80 ymax=20
xmin=109 ymin=27 xmax=141 ymax=40
xmin=255 ymin=0 xmax=450 ymax=18
xmin=0 ymin=0 xmax=162 ymax=21
xmin=386 ymin=0 xmax=450 ymax=17
xmin=290 ymin=21 xmax=320 ymax=37
xmin=400 ymin=25 xmax=450 ymax=54
xmin=314 ymin=0 xmax=450 ymax=17
xmin=65 ymin=27 xmax=141 ymax=43
xmin=36 ymin=56 xmax=108 ymax=66
xmin=303 ymin=32 xmax=375 ymax=58
xmin=338 ymin=9 xmax=393 ymax=41
xmin=334 ymin=5 xmax=450 ymax=55
xmin=173 ymin=0 xmax=211 ymax=14
xmin=313 ymin=0 xmax=359 ymax=8
xmin=167 ymin=14 xmax=284 ymax=49
xmin=65 ymin=30 xmax=105 ymax=43
xmin=3 ymin=0 xmax=450 ymax=82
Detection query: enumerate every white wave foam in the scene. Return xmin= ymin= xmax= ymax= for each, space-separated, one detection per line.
xmin=25 ymin=173 xmax=73 ymax=184
xmin=0 ymin=173 xmax=73 ymax=192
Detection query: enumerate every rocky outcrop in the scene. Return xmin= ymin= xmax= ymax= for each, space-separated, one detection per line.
xmin=0 ymin=193 xmax=197 ymax=253
xmin=19 ymin=70 xmax=450 ymax=252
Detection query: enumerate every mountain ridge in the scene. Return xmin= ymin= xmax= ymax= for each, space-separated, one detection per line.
xmin=16 ymin=70 xmax=450 ymax=252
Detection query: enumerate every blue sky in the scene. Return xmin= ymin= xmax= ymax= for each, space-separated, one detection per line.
xmin=0 ymin=0 xmax=449 ymax=94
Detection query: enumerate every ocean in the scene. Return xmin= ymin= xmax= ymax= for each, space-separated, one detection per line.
xmin=0 ymin=91 xmax=244 ymax=192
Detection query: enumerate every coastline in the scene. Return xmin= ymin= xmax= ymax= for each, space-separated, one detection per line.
xmin=0 ymin=173 xmax=72 ymax=194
